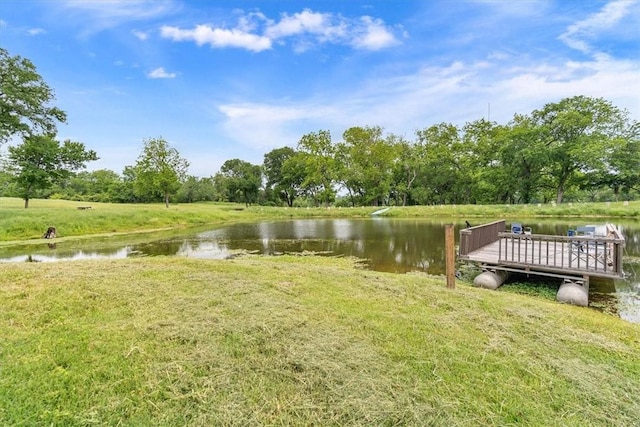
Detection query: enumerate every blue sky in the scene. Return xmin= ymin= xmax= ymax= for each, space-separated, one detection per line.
xmin=1 ymin=0 xmax=639 ymax=177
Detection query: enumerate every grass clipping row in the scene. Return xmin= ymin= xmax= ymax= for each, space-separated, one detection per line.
xmin=1 ymin=255 xmax=639 ymax=426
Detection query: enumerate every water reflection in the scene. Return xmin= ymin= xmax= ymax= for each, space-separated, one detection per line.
xmin=6 ymin=247 xmax=132 ymax=263
xmin=191 ymin=219 xmax=454 ymax=274
xmin=0 ymin=218 xmax=638 ymax=321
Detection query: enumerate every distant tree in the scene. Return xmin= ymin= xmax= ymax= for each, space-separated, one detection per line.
xmin=211 ymin=173 xmax=229 ymax=202
xmin=176 ymin=176 xmax=198 ymax=203
xmin=132 ymin=137 xmax=189 ymax=207
xmin=297 ymin=130 xmax=337 ymax=207
xmin=0 ymin=169 xmax=16 ymax=196
xmin=334 ymin=140 xmax=362 ymax=206
xmin=338 ymin=126 xmax=397 ymax=206
xmin=116 ymin=165 xmax=142 ymax=203
xmin=601 ymin=121 xmax=640 ymax=200
xmin=87 ymin=169 xmax=124 ymax=202
xmin=488 ymin=116 xmax=546 ymax=204
xmin=53 ymin=172 xmax=90 ymax=199
xmin=0 ymin=48 xmax=67 ymax=144
xmin=390 ymin=137 xmax=421 ymax=206
xmin=263 ymin=147 xmax=301 ymax=206
xmin=176 ymin=176 xmax=218 ymax=203
xmin=279 ymin=153 xmax=307 ymax=207
xmin=7 ymin=134 xmax=98 ymax=208
xmin=459 ymin=119 xmax=500 ymax=204
xmin=414 ymin=123 xmax=462 ymax=204
xmin=216 ymin=159 xmax=262 ymax=206
xmin=51 ymin=169 xmax=123 ymax=202
xmin=196 ymin=176 xmax=220 ymax=202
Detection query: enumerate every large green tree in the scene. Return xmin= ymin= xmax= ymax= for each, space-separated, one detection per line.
xmin=414 ymin=123 xmax=463 ymax=204
xmin=263 ymin=147 xmax=300 ymax=207
xmin=532 ymin=96 xmax=630 ymax=204
xmin=7 ymin=134 xmax=98 ymax=208
xmin=279 ymin=153 xmax=308 ymax=207
xmin=390 ymin=137 xmax=421 ymax=206
xmin=599 ymin=121 xmax=640 ymax=200
xmin=492 ymin=115 xmax=546 ymax=203
xmin=132 ymin=137 xmax=189 ymax=207
xmin=297 ymin=130 xmax=337 ymax=207
xmin=0 ymin=48 xmax=66 ymax=144
xmin=216 ymin=159 xmax=262 ymax=206
xmin=337 ymin=126 xmax=397 ymax=206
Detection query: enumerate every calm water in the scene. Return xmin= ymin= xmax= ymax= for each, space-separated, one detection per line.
xmin=2 ymin=218 xmax=639 ymax=321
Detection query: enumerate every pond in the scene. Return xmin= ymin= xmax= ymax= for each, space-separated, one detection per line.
xmin=1 ymin=218 xmax=639 ymax=322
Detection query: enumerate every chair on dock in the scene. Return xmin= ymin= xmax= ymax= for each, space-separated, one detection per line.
xmin=511 ymin=223 xmax=523 ymax=234
xmin=570 ymin=226 xmax=606 ymax=268
xmin=576 ymin=226 xmax=596 ymax=237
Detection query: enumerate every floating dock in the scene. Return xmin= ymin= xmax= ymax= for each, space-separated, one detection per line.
xmin=458 ymin=220 xmax=626 ymax=305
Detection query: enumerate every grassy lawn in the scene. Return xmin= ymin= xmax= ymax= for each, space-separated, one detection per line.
xmin=1 ymin=198 xmax=639 ymax=425
xmin=1 ymin=255 xmax=639 ymax=426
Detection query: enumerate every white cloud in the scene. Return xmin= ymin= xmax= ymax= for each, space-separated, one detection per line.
xmin=266 ymin=9 xmax=396 ymax=50
xmin=499 ymin=56 xmax=640 ymax=114
xmin=220 ymin=104 xmax=310 ymax=121
xmin=62 ymin=0 xmax=176 ymax=20
xmin=236 ymin=11 xmax=269 ymax=34
xmin=132 ymin=29 xmax=149 ymax=40
xmin=559 ymin=0 xmax=638 ymax=54
xmin=161 ymin=9 xmax=400 ymax=53
xmin=263 ymin=9 xmax=347 ymax=52
xmin=473 ymin=0 xmax=550 ymax=17
xmin=351 ymin=16 xmax=399 ymax=50
xmin=60 ymin=0 xmax=179 ymax=35
xmin=27 ymin=28 xmax=46 ymax=36
xmin=488 ymin=51 xmax=510 ymax=61
xmin=161 ymin=24 xmax=272 ymax=52
xmin=215 ymin=52 xmax=639 ymax=155
xmin=218 ymin=102 xmax=340 ymax=153
xmin=147 ymin=67 xmax=176 ymax=79
xmin=265 ymin=9 xmax=332 ymax=39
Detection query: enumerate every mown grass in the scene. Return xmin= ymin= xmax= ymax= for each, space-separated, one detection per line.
xmin=1 ymin=255 xmax=639 ymax=426
xmin=1 ymin=197 xmax=639 ymax=243
xmin=0 ymin=198 xmax=252 ymax=243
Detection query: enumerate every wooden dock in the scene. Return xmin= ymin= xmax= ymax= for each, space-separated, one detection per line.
xmin=459 ymin=220 xmax=625 ymax=283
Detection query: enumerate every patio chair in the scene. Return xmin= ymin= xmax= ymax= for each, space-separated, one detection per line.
xmin=570 ymin=226 xmax=604 ymax=268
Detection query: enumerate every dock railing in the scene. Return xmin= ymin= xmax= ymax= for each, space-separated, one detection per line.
xmin=459 ymin=221 xmax=625 ymax=279
xmin=496 ymin=225 xmax=625 ymax=278
xmin=459 ymin=220 xmax=505 ymax=256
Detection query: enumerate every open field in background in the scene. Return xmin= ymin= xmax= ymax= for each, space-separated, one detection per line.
xmin=1 ymin=255 xmax=639 ymax=426
xmin=0 ymin=198 xmax=254 ymax=243
xmin=1 ymin=197 xmax=639 ymax=243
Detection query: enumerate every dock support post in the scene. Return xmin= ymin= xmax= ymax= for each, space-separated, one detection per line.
xmin=445 ymin=224 xmax=455 ymax=289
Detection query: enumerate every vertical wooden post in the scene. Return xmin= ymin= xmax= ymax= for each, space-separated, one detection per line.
xmin=445 ymin=224 xmax=456 ymax=289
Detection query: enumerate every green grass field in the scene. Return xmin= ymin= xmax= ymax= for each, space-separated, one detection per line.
xmin=1 ymin=256 xmax=639 ymax=426
xmin=1 ymin=198 xmax=639 ymax=425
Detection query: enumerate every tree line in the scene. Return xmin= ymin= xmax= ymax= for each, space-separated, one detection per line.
xmin=2 ymin=48 xmax=639 ymax=208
